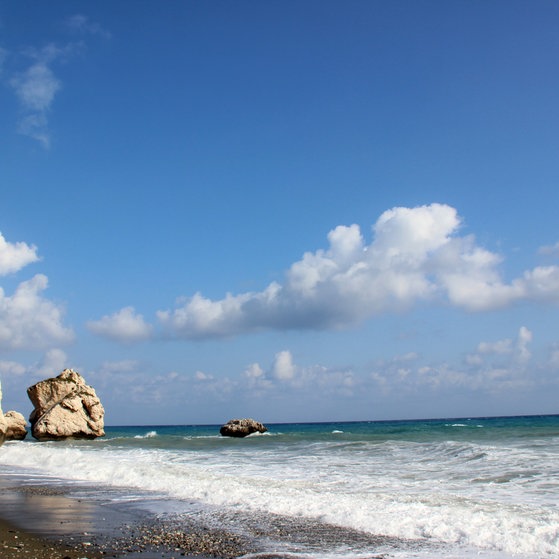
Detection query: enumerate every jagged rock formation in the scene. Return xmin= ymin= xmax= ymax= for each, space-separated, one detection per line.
xmin=0 ymin=381 xmax=7 ymax=445
xmin=4 ymin=411 xmax=28 ymax=440
xmin=220 ymin=418 xmax=268 ymax=437
xmin=27 ymin=369 xmax=105 ymax=441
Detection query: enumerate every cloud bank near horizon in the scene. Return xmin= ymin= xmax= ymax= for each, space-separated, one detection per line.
xmin=80 ymin=324 xmax=558 ymax=422
xmin=87 ymin=203 xmax=559 ymax=343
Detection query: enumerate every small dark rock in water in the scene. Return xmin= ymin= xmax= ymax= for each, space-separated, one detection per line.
xmin=220 ymin=418 xmax=267 ymax=437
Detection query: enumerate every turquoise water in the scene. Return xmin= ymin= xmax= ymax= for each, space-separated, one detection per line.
xmin=105 ymin=414 xmax=559 ymax=443
xmin=1 ymin=415 xmax=559 ymax=558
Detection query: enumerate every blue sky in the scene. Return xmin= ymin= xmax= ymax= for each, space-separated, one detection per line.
xmin=1 ymin=1 xmax=559 ymax=425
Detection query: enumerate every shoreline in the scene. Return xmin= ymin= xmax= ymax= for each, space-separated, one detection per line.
xmin=0 ymin=470 xmax=398 ymax=559
xmin=0 ymin=473 xmax=250 ymax=559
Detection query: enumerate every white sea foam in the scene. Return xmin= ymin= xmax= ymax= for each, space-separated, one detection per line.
xmin=134 ymin=430 xmax=158 ymax=439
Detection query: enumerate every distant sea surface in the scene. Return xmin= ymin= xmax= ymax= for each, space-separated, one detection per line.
xmin=1 ymin=415 xmax=558 ymax=558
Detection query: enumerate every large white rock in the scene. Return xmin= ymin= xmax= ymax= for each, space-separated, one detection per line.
xmin=4 ymin=411 xmax=28 ymax=440
xmin=27 ymin=369 xmax=105 ymax=441
xmin=0 ymin=381 xmax=7 ymax=445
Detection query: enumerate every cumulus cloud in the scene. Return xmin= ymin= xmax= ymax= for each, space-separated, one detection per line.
xmin=0 ymin=232 xmax=73 ymax=352
xmin=272 ymin=350 xmax=296 ymax=381
xmin=0 ymin=274 xmax=74 ymax=350
xmin=0 ymin=232 xmax=39 ymax=275
xmin=153 ymin=204 xmax=559 ymax=340
xmin=87 ymin=306 xmax=153 ymax=343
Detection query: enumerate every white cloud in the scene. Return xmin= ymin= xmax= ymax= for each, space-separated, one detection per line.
xmin=240 ymin=350 xmax=356 ymax=396
xmin=10 ymin=62 xmax=60 ymax=111
xmin=244 ymin=362 xmax=265 ymax=379
xmin=16 ymin=113 xmax=51 ymax=147
xmin=195 ymin=370 xmax=214 ymax=381
xmin=155 ymin=204 xmax=559 ymax=340
xmin=272 ymin=350 xmax=296 ymax=381
xmin=35 ymin=348 xmax=68 ymax=378
xmin=466 ymin=326 xmax=532 ymax=377
xmin=373 ymin=327 xmax=536 ymax=396
xmin=243 ymin=362 xmax=273 ymax=391
xmin=469 ymin=326 xmax=533 ymax=365
xmin=516 ymin=326 xmax=533 ymax=363
xmin=87 ymin=306 xmax=153 ymax=343
xmin=477 ymin=339 xmax=513 ymax=355
xmin=0 ymin=360 xmax=27 ymax=376
xmin=0 ymin=348 xmax=68 ymax=387
xmin=0 ymin=274 xmax=74 ymax=350
xmin=10 ymin=59 xmax=61 ymax=147
xmin=7 ymin=38 xmax=88 ymax=146
xmin=0 ymin=232 xmax=39 ymax=275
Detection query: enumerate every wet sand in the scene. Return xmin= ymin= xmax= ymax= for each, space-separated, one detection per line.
xmin=0 ymin=474 xmax=246 ymax=559
xmin=0 ymin=515 xmax=105 ymax=559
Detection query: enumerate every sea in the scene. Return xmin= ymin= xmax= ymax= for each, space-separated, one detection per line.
xmin=0 ymin=415 xmax=558 ymax=559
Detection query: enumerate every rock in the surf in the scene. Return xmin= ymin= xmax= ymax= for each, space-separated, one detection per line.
xmin=0 ymin=381 xmax=8 ymax=445
xmin=27 ymin=369 xmax=105 ymax=441
xmin=220 ymin=418 xmax=267 ymax=437
xmin=4 ymin=410 xmax=28 ymax=440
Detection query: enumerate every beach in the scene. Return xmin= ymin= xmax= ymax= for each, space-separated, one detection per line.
xmin=0 ymin=476 xmax=254 ymax=559
xmin=0 ymin=514 xmax=106 ymax=559
xmin=0 ymin=479 xmax=119 ymax=559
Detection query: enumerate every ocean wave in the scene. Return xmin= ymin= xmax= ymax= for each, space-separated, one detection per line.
xmin=1 ymin=419 xmax=558 ymax=558
xmin=134 ymin=430 xmax=158 ymax=439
